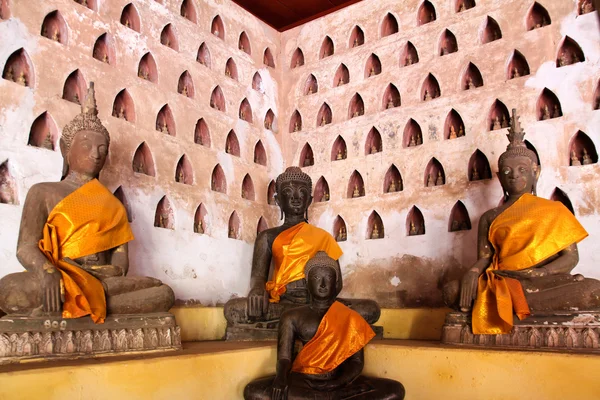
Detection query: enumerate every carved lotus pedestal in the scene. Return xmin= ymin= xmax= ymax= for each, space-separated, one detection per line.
xmin=226 ymin=322 xmax=384 ymax=341
xmin=442 ymin=312 xmax=600 ymax=352
xmin=0 ymin=312 xmax=181 ymax=365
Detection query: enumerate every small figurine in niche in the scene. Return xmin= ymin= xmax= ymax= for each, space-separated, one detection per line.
xmin=320 ymin=115 xmax=326 ymax=127
xmin=73 ymin=92 xmax=80 ymax=105
xmin=321 ymin=191 xmax=329 ymax=202
xmin=424 ymin=89 xmax=432 ymax=101
xmin=458 ymin=3 xmax=465 ymax=12
xmin=388 ymin=180 xmax=397 ymax=193
xmin=102 ymin=53 xmax=109 ymax=63
xmin=176 ymin=170 xmax=184 ymax=183
xmin=337 ymin=227 xmax=345 ymax=242
xmin=353 ymin=37 xmax=359 ymax=47
xmin=4 ymin=66 xmax=14 ymax=81
xmin=542 ymin=105 xmax=551 ymax=120
xmin=582 ymin=148 xmax=593 ymax=165
xmin=352 ymin=184 xmax=360 ymax=198
xmin=240 ymin=110 xmax=245 ymax=120
xmin=409 ymin=221 xmax=418 ymax=236
xmin=52 ymin=29 xmax=60 ymax=42
xmin=337 ymin=77 xmax=344 ymax=87
xmin=371 ymin=224 xmax=380 ymax=239
xmin=41 ymin=131 xmax=54 ymax=150
xmin=118 ymin=106 xmax=126 ymax=120
xmin=134 ymin=159 xmax=144 ymax=173
xmin=225 ymin=67 xmax=231 ymax=78
xmin=512 ymin=68 xmax=520 ymax=79
xmin=303 ymin=155 xmax=312 ymax=167
xmin=492 ymin=116 xmax=502 ymax=130
xmin=451 ymin=220 xmax=460 ymax=232
xmin=138 ymin=66 xmax=149 ymax=80
xmin=17 ymin=72 xmax=27 ymax=86
xmin=210 ymin=98 xmax=216 ymax=108
xmin=239 ymin=44 xmax=244 ymax=52
xmin=162 ymin=122 xmax=169 ymax=135
xmin=295 ymin=59 xmax=301 ymax=68
xmin=406 ymin=54 xmax=414 ymax=66
xmin=369 ymin=66 xmax=376 ymax=77
xmin=353 ymin=110 xmax=360 ymax=118
xmin=229 ymin=227 xmax=236 ymax=238
xmin=553 ymin=105 xmax=561 ymax=118
xmin=336 ymin=149 xmax=343 ymax=160
xmin=570 ymin=150 xmax=581 ymax=166
xmin=472 ymin=165 xmax=480 ymax=181
xmin=213 ymin=29 xmax=220 ymax=37
xmin=194 ymin=220 xmax=204 ymax=234
xmin=182 ymin=86 xmax=189 ymax=97
xmin=308 ymin=86 xmax=313 ymax=95
xmin=416 ymin=132 xmax=423 ymax=145
xmin=449 ymin=125 xmax=457 ymax=139
xmin=371 ymin=144 xmax=378 ymax=154
xmin=436 ymin=171 xmax=444 ymax=186
xmin=409 ymin=134 xmax=417 ymax=147
xmin=294 ymin=121 xmax=301 ymax=132
xmin=125 ymin=19 xmax=131 ymax=28
xmin=265 ymin=120 xmax=272 ymax=130
xmin=501 ymin=115 xmax=509 ymax=128
xmin=158 ymin=212 xmax=169 ymax=229
xmin=387 ymin=98 xmax=395 ymax=109
xmin=459 ymin=125 xmax=464 ymax=137
xmin=427 ymin=173 xmax=434 ymax=187
xmin=226 ymin=143 xmax=232 ymax=154
xmin=467 ymin=77 xmax=475 ymax=90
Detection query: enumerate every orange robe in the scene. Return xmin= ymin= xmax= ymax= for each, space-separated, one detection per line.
xmin=472 ymin=194 xmax=588 ymax=334
xmin=38 ymin=179 xmax=134 ymax=323
xmin=292 ymin=301 xmax=375 ymax=375
xmin=265 ymin=222 xmax=342 ymax=303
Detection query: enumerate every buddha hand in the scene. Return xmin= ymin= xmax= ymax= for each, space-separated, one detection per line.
xmin=248 ymin=286 xmax=268 ymax=318
xmin=271 ymin=375 xmax=288 ymax=400
xmin=41 ymin=263 xmax=64 ymax=314
xmin=459 ymin=268 xmax=480 ymax=312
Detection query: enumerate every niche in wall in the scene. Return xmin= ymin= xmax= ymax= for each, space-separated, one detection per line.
xmin=291 ymin=48 xmax=304 ymax=68
xmin=526 ymin=2 xmax=551 ymax=31
xmin=194 ymin=204 xmax=208 ymax=234
xmin=197 ymin=43 xmax=211 ymax=68
xmin=264 ymin=109 xmax=275 ymax=131
xmin=241 ymin=174 xmax=255 ymax=201
xmin=264 ymin=48 xmax=275 ymax=68
xmin=239 ymin=98 xmax=253 ymax=122
xmin=350 ymin=25 xmax=365 ymax=48
xmin=401 ymin=41 xmax=419 ymax=66
xmin=331 ymin=136 xmax=347 ymax=161
xmin=239 ymin=31 xmax=251 ymax=55
xmin=334 ymin=64 xmax=350 ymax=87
xmin=211 ymin=15 xmax=224 ymax=40
xmin=194 ymin=118 xmax=210 ymax=147
xmin=468 ymin=150 xmax=492 ymax=181
xmin=556 ymin=36 xmax=585 ymax=67
xmin=320 ymin=36 xmax=334 ymax=59
xmin=41 ymin=10 xmax=68 ymax=45
xmin=365 ymin=127 xmax=383 ymax=155
xmin=407 ymin=206 xmax=425 ymax=236
xmin=300 ymin=143 xmax=314 ymax=167
xmin=347 ymin=170 xmax=365 ymax=198
xmin=132 ymin=142 xmax=155 ymax=176
xmin=365 ymin=54 xmax=382 ymax=78
xmin=403 ymin=119 xmax=423 ymax=147
xmin=254 ymin=140 xmax=267 ymax=166
xmin=181 ymin=0 xmax=197 ymax=23
xmin=421 ymin=73 xmax=441 ymax=101
xmin=210 ymin=86 xmax=226 ymax=111
xmin=569 ymin=131 xmax=597 ymax=166
xmin=317 ymin=103 xmax=332 ymax=127
xmin=578 ymin=0 xmax=596 ymax=15
xmin=348 ymin=94 xmax=365 ymax=119
xmin=550 ymin=188 xmax=575 ymax=215
xmin=444 ymin=109 xmax=465 ymax=139
xmin=160 ymin=24 xmax=178 ymax=51
xmin=367 ymin=211 xmax=384 ymax=239
xmin=507 ymin=50 xmax=530 ymax=79
xmin=225 ymin=130 xmax=240 ymax=157
xmin=93 ymin=33 xmax=115 ymax=64
xmin=382 ymin=83 xmax=401 ymax=110
xmin=333 ymin=216 xmax=347 ymax=242
xmin=537 ymin=88 xmax=563 ymax=120
xmin=62 ymin=69 xmax=87 ymax=105
xmin=314 ymin=176 xmax=330 ymax=203
xmin=154 ymin=196 xmax=174 ymax=229
xmin=175 ymin=154 xmax=193 ymax=185
xmin=113 ymin=186 xmax=133 ymax=222
xmin=449 ymin=201 xmax=471 ymax=232
xmin=417 ymin=1 xmax=436 ymax=26
xmin=252 ymin=72 xmax=263 ymax=92
xmin=120 ymin=3 xmax=140 ymax=32
xmin=178 ymin=71 xmax=194 ymax=98
xmin=257 ymin=217 xmax=268 ymax=235
xmin=304 ymin=74 xmax=318 ymax=95
xmin=267 ymin=180 xmax=276 ymax=205
xmin=424 ymin=158 xmax=445 ymax=187
xmin=138 ymin=52 xmax=158 ymax=83
xmin=289 ymin=110 xmax=302 ymax=133
xmin=462 ymin=62 xmax=483 ymax=90
xmin=112 ymin=89 xmax=135 ymax=122
xmin=481 ymin=16 xmax=502 ymax=44
xmin=225 ymin=58 xmax=238 ymax=81
xmin=456 ymin=0 xmax=475 ymax=12
xmin=28 ymin=112 xmax=58 ymax=151
xmin=488 ymin=99 xmax=510 ymax=131
xmin=211 ymin=164 xmax=227 ymax=193
xmin=384 ymin=164 xmax=403 ymax=193
xmin=228 ymin=211 xmax=240 ymax=240
xmin=156 ymin=104 xmax=176 ymax=136
xmin=439 ymin=29 xmax=458 ymax=56
xmin=381 ymin=13 xmax=398 ymax=37
xmin=2 ymin=48 xmax=34 ymax=88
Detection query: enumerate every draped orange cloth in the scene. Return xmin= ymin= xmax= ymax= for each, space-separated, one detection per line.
xmin=292 ymin=301 xmax=375 ymax=375
xmin=38 ymin=179 xmax=134 ymax=323
xmin=266 ymin=222 xmax=342 ymax=303
xmin=472 ymin=194 xmax=588 ymax=334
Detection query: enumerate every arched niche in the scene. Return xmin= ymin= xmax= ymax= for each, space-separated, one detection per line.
xmin=365 ymin=54 xmax=382 ymax=78
xmin=439 ymin=29 xmax=458 ymax=56
xmin=225 ymin=130 xmax=240 ymax=157
xmin=291 ymin=48 xmax=304 ymax=69
xmin=507 ymin=50 xmax=530 ymax=79
xmin=175 ymin=154 xmax=193 ymax=185
xmin=381 ymin=13 xmax=399 ymax=37
xmin=403 ymin=119 xmax=423 ymax=148
xmin=254 ymin=141 xmax=267 ymax=166
xmin=347 ymin=170 xmax=365 ymax=198
xmin=239 ymin=98 xmax=253 ymax=123
xmin=579 ymin=0 xmax=596 ymax=15
xmin=264 ymin=109 xmax=275 ymax=131
xmin=263 ymin=48 xmax=275 ymax=68
xmin=62 ymin=69 xmax=87 ymax=105
xmin=594 ymin=79 xmax=600 ymax=110
xmin=365 ymin=127 xmax=383 ymax=155
xmin=194 ymin=118 xmax=210 ymax=147
xmin=241 ymin=174 xmax=255 ymax=201
xmin=556 ymin=36 xmax=585 ymax=67
xmin=537 ymin=88 xmax=563 ymax=120
xmin=350 ymin=26 xmax=365 ymax=48
xmin=456 ymin=0 xmax=475 ymax=12
xmin=93 ymin=33 xmax=115 ymax=65
xmin=348 ymin=93 xmax=365 ymax=119
xmin=211 ymin=164 xmax=227 ymax=193
xmin=267 ymin=180 xmax=276 ymax=205
xmin=210 ymin=86 xmax=225 ymax=112
xmin=211 ymin=16 xmax=224 ymax=40
xmin=421 ymin=73 xmax=441 ymax=101
xmin=132 ymin=142 xmax=155 ymax=176
xmin=154 ymin=196 xmax=174 ymax=230
xmin=156 ymin=104 xmax=176 ymax=136
xmin=257 ymin=217 xmax=268 ymax=235
xmin=252 ymin=72 xmax=263 ymax=93
xmin=334 ymin=64 xmax=350 ymax=87
xmin=121 ymin=3 xmax=140 ymax=32
xmin=331 ymin=136 xmax=347 ymax=161
xmin=462 ymin=62 xmax=483 ymax=90
xmin=550 ymin=188 xmax=575 ymax=215
xmin=569 ymin=131 xmax=597 ymax=166
xmin=0 ymin=0 xmax=10 ymax=19
xmin=41 ymin=10 xmax=68 ymax=45
xmin=112 ymin=89 xmax=135 ymax=123
xmin=488 ymin=99 xmax=510 ymax=131
xmin=526 ymin=2 xmax=551 ymax=31
xmin=401 ymin=41 xmax=419 ymax=66
xmin=28 ymin=112 xmax=58 ymax=151
xmin=449 ymin=201 xmax=471 ymax=232
xmin=424 ymin=158 xmax=445 ymax=187
xmin=383 ymin=83 xmax=401 ymax=110
xmin=320 ymin=36 xmax=334 ymax=59
xmin=333 ymin=216 xmax=347 ymax=242
xmin=181 ymin=0 xmax=197 ymax=23
xmin=197 ymin=43 xmax=211 ymax=68
xmin=417 ymin=1 xmax=436 ymax=26
xmin=194 ymin=203 xmax=208 ymax=234
xmin=160 ymin=24 xmax=179 ymax=51
xmin=225 ymin=58 xmax=238 ymax=81
xmin=367 ymin=211 xmax=384 ymax=240
xmin=384 ymin=165 xmax=403 ymax=193
xmin=304 ymin=74 xmax=318 ymax=95
xmin=289 ymin=110 xmax=302 ymax=133
xmin=300 ymin=143 xmax=314 ymax=167
xmin=468 ymin=149 xmax=492 ymax=181
xmin=444 ymin=109 xmax=465 ymax=139
xmin=525 ymin=140 xmax=541 ymax=167
xmin=228 ymin=211 xmax=240 ymax=239
xmin=314 ymin=176 xmax=330 ymax=203
xmin=0 ymin=161 xmax=18 ymax=205
xmin=113 ymin=186 xmax=133 ymax=222
xmin=2 ymin=48 xmax=35 ymax=88
xmin=238 ymin=31 xmax=251 ymax=55
xmin=317 ymin=103 xmax=332 ymax=127
xmin=407 ymin=206 xmax=425 ymax=236
xmin=177 ymin=71 xmax=194 ymax=98
xmin=481 ymin=16 xmax=502 ymax=44
xmin=138 ymin=52 xmax=158 ymax=83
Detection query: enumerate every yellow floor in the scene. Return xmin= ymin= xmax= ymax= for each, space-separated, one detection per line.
xmin=1 ymin=340 xmax=599 ymax=400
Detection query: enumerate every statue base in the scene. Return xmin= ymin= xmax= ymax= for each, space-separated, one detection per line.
xmin=226 ymin=322 xmax=384 ymax=341
xmin=0 ymin=312 xmax=181 ymax=365
xmin=442 ymin=312 xmax=600 ymax=352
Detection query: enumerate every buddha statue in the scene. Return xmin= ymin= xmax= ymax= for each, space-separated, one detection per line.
xmin=542 ymin=105 xmax=551 ymax=120
xmin=512 ymin=68 xmax=520 ymax=79
xmin=320 ymin=115 xmax=326 ymax=126
xmin=160 ymin=121 xmax=169 ymax=134
xmin=294 ymin=121 xmax=300 ymax=132
xmin=582 ymin=148 xmax=593 ymax=165
xmin=459 ymin=125 xmax=464 ymax=137
xmin=371 ymin=144 xmax=378 ymax=154
xmin=472 ymin=165 xmax=480 ymax=181
xmin=176 ymin=170 xmax=184 ymax=183
xmin=409 ymin=222 xmax=417 ymax=236
xmin=353 ymin=110 xmax=360 ymax=118
xmin=244 ymin=252 xmax=404 ymax=400
xmin=336 ymin=149 xmax=343 ymax=160
xmin=229 ymin=227 xmax=236 ymax=239
xmin=213 ymin=29 xmax=219 ymax=37
xmin=406 ymin=54 xmax=413 ymax=66
xmin=182 ymin=85 xmax=188 ymax=97
xmin=387 ymin=98 xmax=395 ymax=109
xmin=436 ymin=171 xmax=444 ymax=186
xmin=427 ymin=173 xmax=434 ymax=187
xmin=444 ymin=109 xmax=600 ymax=335
xmin=336 ymin=228 xmax=344 ymax=242
xmin=225 ymin=67 xmax=231 ymax=78
xmin=424 ymin=89 xmax=431 ymax=101
xmin=194 ymin=220 xmax=204 ymax=234
xmin=451 ymin=220 xmax=459 ymax=232
xmin=295 ymin=59 xmax=301 ymax=68
xmin=352 ymin=184 xmax=360 ymax=198
xmin=16 ymin=71 xmax=26 ymax=86
xmin=41 ymin=131 xmax=54 ymax=150
xmin=369 ymin=66 xmax=375 ymax=77
xmin=4 ymin=66 xmax=13 ymax=81
xmin=0 ymin=83 xmax=174 ymax=321
xmin=449 ymin=125 xmax=457 ymax=139
xmin=417 ymin=132 xmax=423 ymax=145
xmin=353 ymin=37 xmax=359 ymax=47
xmin=409 ymin=134 xmax=416 ymax=147
xmin=570 ymin=150 xmax=582 ymax=166
xmin=492 ymin=116 xmax=501 ymax=130
xmin=308 ymin=86 xmax=313 ymax=95
xmin=125 ymin=19 xmax=131 ymax=28
xmin=303 ymin=155 xmax=312 ymax=167
xmin=501 ymin=115 xmax=509 ymax=128
xmin=467 ymin=77 xmax=475 ymax=90
xmin=52 ymin=29 xmax=60 ymax=42
xmin=388 ymin=180 xmax=397 ymax=193
xmin=223 ymin=168 xmax=380 ymax=339
xmin=371 ymin=224 xmax=380 ymax=239
xmin=553 ymin=105 xmax=561 ymax=119
xmin=341 ymin=227 xmax=347 ymax=241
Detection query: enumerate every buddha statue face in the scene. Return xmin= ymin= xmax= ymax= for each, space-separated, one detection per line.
xmin=307 ymin=265 xmax=337 ymax=301
xmin=498 ymin=155 xmax=538 ymax=197
xmin=276 ymin=181 xmax=312 ymax=218
xmin=65 ymin=130 xmax=109 ymax=178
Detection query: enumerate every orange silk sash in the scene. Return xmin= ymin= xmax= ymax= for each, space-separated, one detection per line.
xmin=38 ymin=179 xmax=134 ymax=323
xmin=292 ymin=301 xmax=375 ymax=375
xmin=472 ymin=194 xmax=588 ymax=334
xmin=266 ymin=222 xmax=342 ymax=303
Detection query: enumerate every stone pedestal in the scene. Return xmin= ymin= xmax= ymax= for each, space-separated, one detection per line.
xmin=0 ymin=312 xmax=181 ymax=365
xmin=442 ymin=312 xmax=600 ymax=352
xmin=226 ymin=322 xmax=384 ymax=341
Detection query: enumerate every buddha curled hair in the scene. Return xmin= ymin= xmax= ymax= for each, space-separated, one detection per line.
xmin=304 ymin=251 xmax=343 ymax=296
xmin=498 ymin=108 xmax=538 ymax=168
xmin=275 ymin=166 xmax=312 ymax=194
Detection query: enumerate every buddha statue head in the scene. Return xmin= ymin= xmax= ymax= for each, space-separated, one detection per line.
xmin=304 ymin=251 xmax=343 ymax=301
xmin=498 ymin=109 xmax=539 ymax=201
xmin=60 ymin=82 xmax=110 ymax=180
xmin=275 ymin=167 xmax=312 ymax=221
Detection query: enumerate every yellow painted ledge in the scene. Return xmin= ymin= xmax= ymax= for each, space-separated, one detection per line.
xmin=170 ymin=306 xmax=451 ymax=341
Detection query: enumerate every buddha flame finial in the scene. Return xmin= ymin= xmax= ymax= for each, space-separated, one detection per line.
xmin=82 ymin=82 xmax=98 ymax=116
xmin=506 ymin=108 xmax=526 ymax=149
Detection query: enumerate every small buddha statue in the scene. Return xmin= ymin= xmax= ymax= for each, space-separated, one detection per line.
xmin=117 ymin=106 xmax=126 ymax=120
xmin=424 ymin=89 xmax=432 ymax=101
xmin=17 ymin=72 xmax=27 ymax=86
xmin=542 ymin=105 xmax=551 ymax=120
xmin=451 ymin=220 xmax=460 ymax=232
xmin=553 ymin=105 xmax=560 ymax=118
xmin=387 ymin=98 xmax=395 ymax=109
xmin=295 ymin=59 xmax=301 ymax=68
xmin=512 ymin=68 xmax=520 ymax=79
xmin=570 ymin=150 xmax=581 ymax=166
xmin=229 ymin=227 xmax=236 ymax=239
xmin=353 ymin=110 xmax=359 ymax=118
xmin=294 ymin=122 xmax=300 ymax=132
xmin=467 ymin=77 xmax=475 ymax=90
xmin=240 ymin=109 xmax=245 ymax=120
xmin=226 ymin=143 xmax=232 ymax=154
xmin=427 ymin=173 xmax=434 ymax=187
xmin=369 ymin=66 xmax=376 ymax=77
xmin=73 ymin=92 xmax=80 ymax=105
xmin=303 ymin=156 xmax=312 ymax=167
xmin=409 ymin=134 xmax=417 ymax=147
xmin=371 ymin=224 xmax=380 ymax=239
xmin=501 ymin=115 xmax=509 ymax=128
xmin=371 ymin=144 xmax=378 ymax=154
xmin=138 ymin=67 xmax=149 ymax=80
xmin=213 ymin=29 xmax=220 ymax=37
xmin=265 ymin=120 xmax=272 ymax=130
xmin=336 ymin=227 xmax=344 ymax=242
xmin=472 ymin=165 xmax=480 ymax=181
xmin=320 ymin=115 xmax=326 ymax=126
xmin=449 ymin=125 xmax=457 ymax=139
xmin=52 ymin=30 xmax=60 ymax=42
xmin=41 ymin=131 xmax=54 ymax=150
xmin=582 ymin=148 xmax=593 ymax=165
xmin=459 ymin=125 xmax=464 ymax=137
xmin=164 ymin=38 xmax=171 ymax=48
xmin=134 ymin=159 xmax=144 ymax=173
xmin=409 ymin=221 xmax=418 ymax=236
xmin=210 ymin=98 xmax=216 ymax=108
xmin=440 ymin=45 xmax=448 ymax=56
xmin=176 ymin=170 xmax=184 ymax=183
xmin=225 ymin=67 xmax=231 ymax=78
xmin=558 ymin=53 xmax=568 ymax=67
xmin=492 ymin=116 xmax=501 ymax=130
xmin=436 ymin=171 xmax=444 ymax=186
xmin=416 ymin=132 xmax=423 ymax=145
xmin=125 ymin=19 xmax=131 ymax=28
xmin=239 ymin=43 xmax=244 ymax=52
xmin=4 ymin=66 xmax=14 ymax=81
xmin=458 ymin=3 xmax=465 ymax=12
xmin=388 ymin=180 xmax=397 ymax=193
xmin=352 ymin=184 xmax=361 ymax=198
xmin=406 ymin=54 xmax=414 ymax=66
xmin=354 ymin=37 xmax=359 ymax=47
xmin=324 ymin=192 xmax=330 ymax=201
xmin=158 ymin=213 xmax=169 ymax=229
xmin=182 ymin=86 xmax=188 ymax=97
xmin=194 ymin=220 xmax=204 ymax=234
xmin=336 ymin=149 xmax=343 ymax=160
xmin=160 ymin=121 xmax=169 ymax=134
xmin=308 ymin=86 xmax=313 ymax=95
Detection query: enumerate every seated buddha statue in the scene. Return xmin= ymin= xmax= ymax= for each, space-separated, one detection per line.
xmin=0 ymin=83 xmax=174 ymax=323
xmin=224 ymin=167 xmax=380 ymax=336
xmin=244 ymin=252 xmax=404 ymax=400
xmin=444 ymin=109 xmax=600 ymax=334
